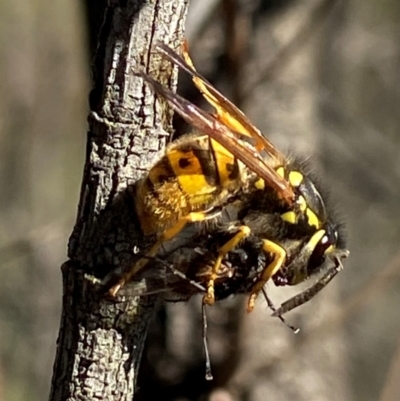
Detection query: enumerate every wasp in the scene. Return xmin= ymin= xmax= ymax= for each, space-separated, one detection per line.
xmin=108 ymin=41 xmax=349 ymax=317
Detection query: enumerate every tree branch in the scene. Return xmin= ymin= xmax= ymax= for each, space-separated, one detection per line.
xmin=49 ymin=1 xmax=189 ymax=400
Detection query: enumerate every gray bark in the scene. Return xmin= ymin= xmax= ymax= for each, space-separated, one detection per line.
xmin=49 ymin=1 xmax=189 ymax=400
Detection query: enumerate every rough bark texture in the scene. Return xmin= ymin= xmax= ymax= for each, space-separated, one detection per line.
xmin=48 ymin=1 xmax=189 ymax=400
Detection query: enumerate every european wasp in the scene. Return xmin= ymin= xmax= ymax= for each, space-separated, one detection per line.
xmin=104 ymin=42 xmax=350 ymax=380
xmin=108 ymin=41 xmax=349 ymax=320
xmin=110 ymin=44 xmax=348 ymax=313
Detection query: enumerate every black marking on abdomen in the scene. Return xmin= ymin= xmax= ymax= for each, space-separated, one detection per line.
xmin=179 ymin=158 xmax=191 ymax=169
xmin=226 ymin=158 xmax=239 ymax=181
xmin=192 ymin=147 xmax=218 ymax=187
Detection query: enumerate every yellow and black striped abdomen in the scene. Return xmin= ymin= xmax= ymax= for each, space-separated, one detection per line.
xmin=135 ymin=134 xmax=242 ymax=235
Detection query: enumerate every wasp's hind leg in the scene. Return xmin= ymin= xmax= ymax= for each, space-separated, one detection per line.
xmin=108 ymin=209 xmax=221 ymax=297
xmin=246 ymin=240 xmax=286 ymax=312
xmin=203 ymin=225 xmax=251 ymax=306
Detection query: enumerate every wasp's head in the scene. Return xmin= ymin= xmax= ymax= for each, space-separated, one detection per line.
xmin=273 ymin=217 xmax=347 ymax=287
xmin=273 ymin=161 xmax=348 ymax=287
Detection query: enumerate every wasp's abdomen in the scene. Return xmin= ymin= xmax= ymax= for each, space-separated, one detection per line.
xmin=135 ymin=134 xmax=243 ymax=235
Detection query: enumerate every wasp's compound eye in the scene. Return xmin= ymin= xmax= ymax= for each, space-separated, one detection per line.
xmin=307 ymin=225 xmax=337 ymax=275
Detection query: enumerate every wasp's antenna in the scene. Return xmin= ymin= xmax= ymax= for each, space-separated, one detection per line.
xmin=202 ymin=303 xmax=213 ymax=380
xmin=262 ymin=288 xmax=300 ymax=333
xmin=272 ymin=250 xmax=349 ymax=316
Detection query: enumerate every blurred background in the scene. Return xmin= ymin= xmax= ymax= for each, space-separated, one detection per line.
xmin=1 ymin=0 xmax=400 ymax=400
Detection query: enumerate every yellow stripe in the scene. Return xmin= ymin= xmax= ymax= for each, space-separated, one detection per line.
xmin=276 ymin=167 xmax=285 ymax=178
xmin=255 ymin=178 xmax=265 ymax=190
xmin=167 ymin=149 xmax=215 ymax=197
xmin=281 ymin=211 xmax=297 ymax=224
xmin=306 ymin=229 xmax=326 ymax=251
xmin=325 ymin=245 xmax=334 ymax=255
xmin=288 ymin=171 xmax=303 ymax=187
xmin=306 ymin=209 xmax=320 ymax=228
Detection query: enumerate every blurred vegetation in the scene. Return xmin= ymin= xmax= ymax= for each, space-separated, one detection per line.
xmin=0 ymin=0 xmax=88 ymax=400
xmin=1 ymin=0 xmax=400 ymax=401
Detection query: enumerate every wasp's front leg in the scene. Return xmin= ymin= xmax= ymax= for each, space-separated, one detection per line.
xmin=247 ymin=240 xmax=286 ymax=313
xmin=203 ymin=225 xmax=251 ymax=306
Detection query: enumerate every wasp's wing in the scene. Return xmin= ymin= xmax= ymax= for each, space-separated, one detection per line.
xmin=140 ymin=72 xmax=295 ymax=204
xmin=156 ymin=42 xmax=287 ymax=162
xmin=116 ymin=282 xmax=196 ymax=302
xmin=115 ymin=261 xmax=207 ymax=300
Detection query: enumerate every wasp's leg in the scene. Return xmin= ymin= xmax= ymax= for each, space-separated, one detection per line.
xmin=109 ymin=210 xmax=220 ymax=297
xmin=203 ymin=225 xmax=251 ymax=306
xmin=247 ymin=240 xmax=286 ymax=313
